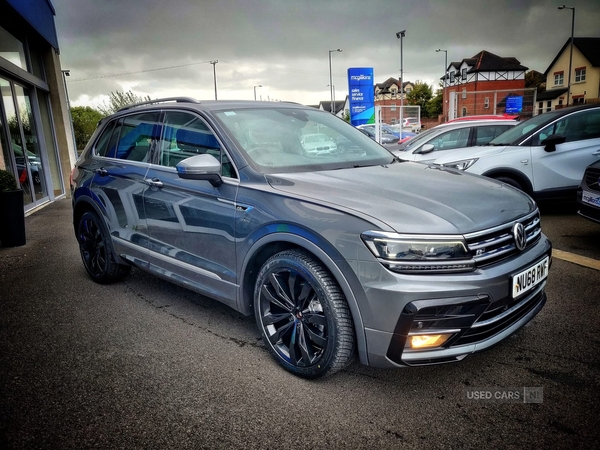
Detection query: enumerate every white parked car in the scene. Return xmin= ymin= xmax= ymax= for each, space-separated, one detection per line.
xmin=393 ymin=119 xmax=517 ymax=163
xmin=433 ymin=104 xmax=600 ymax=203
xmin=300 ymin=133 xmax=338 ymax=155
xmin=402 ymin=117 xmax=421 ymax=132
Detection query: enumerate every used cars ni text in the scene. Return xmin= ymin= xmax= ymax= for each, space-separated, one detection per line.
xmin=71 ymin=98 xmax=552 ymax=378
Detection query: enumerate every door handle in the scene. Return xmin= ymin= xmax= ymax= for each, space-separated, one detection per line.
xmin=145 ymin=178 xmax=164 ymax=189
xmin=94 ymin=167 xmax=108 ymax=176
xmin=592 ymin=150 xmax=600 ymax=156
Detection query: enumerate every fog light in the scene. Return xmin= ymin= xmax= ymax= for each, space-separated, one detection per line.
xmin=409 ymin=333 xmax=452 ymax=349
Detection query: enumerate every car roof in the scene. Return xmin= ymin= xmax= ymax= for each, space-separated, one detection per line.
xmin=447 ymin=114 xmax=519 ymax=122
xmin=433 ymin=119 xmax=518 ymax=129
xmin=113 ymin=97 xmax=307 ymax=115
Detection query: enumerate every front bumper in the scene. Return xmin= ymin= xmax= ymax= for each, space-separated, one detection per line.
xmin=577 ymin=203 xmax=600 ymax=224
xmin=359 ymin=235 xmax=552 ymax=368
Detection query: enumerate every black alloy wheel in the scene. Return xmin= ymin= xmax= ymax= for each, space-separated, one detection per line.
xmin=77 ymin=211 xmax=130 ymax=284
xmin=254 ymin=250 xmax=355 ymax=379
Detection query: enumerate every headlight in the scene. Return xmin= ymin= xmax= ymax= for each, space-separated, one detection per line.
xmin=361 ymin=231 xmax=475 ymax=273
xmin=441 ymin=158 xmax=479 ymax=171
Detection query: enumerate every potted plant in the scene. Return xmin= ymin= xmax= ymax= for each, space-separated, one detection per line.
xmin=0 ymin=168 xmax=26 ymax=247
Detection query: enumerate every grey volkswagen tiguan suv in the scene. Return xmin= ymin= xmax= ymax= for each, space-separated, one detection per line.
xmin=71 ymin=98 xmax=552 ymax=378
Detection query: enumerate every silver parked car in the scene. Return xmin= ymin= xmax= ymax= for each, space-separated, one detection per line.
xmin=394 ymin=119 xmax=517 ymax=163
xmin=71 ymin=98 xmax=551 ymax=379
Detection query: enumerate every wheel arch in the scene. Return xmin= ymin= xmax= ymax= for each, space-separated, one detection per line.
xmin=73 ymin=195 xmax=105 ymax=234
xmin=481 ymin=168 xmax=534 ymax=195
xmin=239 ymin=231 xmax=369 ymax=366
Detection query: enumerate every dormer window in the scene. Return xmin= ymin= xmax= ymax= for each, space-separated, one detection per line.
xmin=461 ymin=68 xmax=467 ymax=81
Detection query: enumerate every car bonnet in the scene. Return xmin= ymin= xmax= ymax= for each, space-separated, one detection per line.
xmin=265 ymin=161 xmax=534 ymax=235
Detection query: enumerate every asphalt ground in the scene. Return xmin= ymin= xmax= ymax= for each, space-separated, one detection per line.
xmin=1 ymin=198 xmax=599 ymax=449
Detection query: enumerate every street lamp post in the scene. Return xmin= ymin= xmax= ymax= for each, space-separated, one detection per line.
xmin=328 ymin=49 xmax=342 ymax=114
xmin=436 ymin=49 xmax=448 ymax=121
xmin=210 ymin=60 xmax=218 ymax=100
xmin=327 ymin=84 xmax=336 ymax=114
xmin=396 ymin=31 xmax=405 ymax=132
xmin=558 ymin=5 xmax=575 ymax=106
xmin=254 ymin=85 xmax=262 ymax=101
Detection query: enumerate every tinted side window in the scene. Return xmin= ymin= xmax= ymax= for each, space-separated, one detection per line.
xmin=159 ymin=111 xmax=237 ymax=179
xmin=474 ymin=125 xmax=511 ymax=146
xmin=111 ymin=112 xmax=161 ymax=162
xmin=532 ymin=110 xmax=600 ymax=146
xmin=94 ymin=121 xmax=116 ymax=157
xmin=426 ymin=128 xmax=469 ymax=152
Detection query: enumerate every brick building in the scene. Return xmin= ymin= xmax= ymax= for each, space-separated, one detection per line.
xmin=374 ymin=77 xmax=414 ymax=124
xmin=441 ymin=51 xmax=529 ymax=121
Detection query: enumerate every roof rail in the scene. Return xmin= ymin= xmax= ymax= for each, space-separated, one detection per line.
xmin=117 ymin=97 xmax=200 ymax=112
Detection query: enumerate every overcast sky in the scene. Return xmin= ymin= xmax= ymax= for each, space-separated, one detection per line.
xmin=52 ymin=0 xmax=600 ymax=109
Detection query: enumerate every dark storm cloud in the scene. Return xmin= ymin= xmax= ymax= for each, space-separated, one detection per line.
xmin=52 ymin=0 xmax=600 ymax=106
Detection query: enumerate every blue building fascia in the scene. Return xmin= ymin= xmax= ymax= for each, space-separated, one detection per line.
xmin=6 ymin=0 xmax=59 ymax=50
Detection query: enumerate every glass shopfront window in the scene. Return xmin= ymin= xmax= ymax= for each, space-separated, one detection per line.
xmin=0 ymin=25 xmax=27 ymax=70
xmin=0 ymin=77 xmax=50 ymax=207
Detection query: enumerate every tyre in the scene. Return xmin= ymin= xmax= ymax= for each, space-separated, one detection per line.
xmin=495 ymin=176 xmax=523 ymax=191
xmin=254 ymin=249 xmax=355 ymax=379
xmin=77 ymin=211 xmax=131 ymax=284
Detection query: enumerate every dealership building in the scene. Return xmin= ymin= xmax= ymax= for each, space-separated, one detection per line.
xmin=0 ymin=0 xmax=75 ymax=215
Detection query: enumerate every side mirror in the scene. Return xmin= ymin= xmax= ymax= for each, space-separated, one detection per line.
xmin=176 ymin=153 xmax=223 ymax=186
xmin=419 ymin=144 xmax=435 ymax=154
xmin=541 ymin=134 xmax=566 ymax=152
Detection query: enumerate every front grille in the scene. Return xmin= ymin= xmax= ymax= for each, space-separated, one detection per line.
xmin=465 ymin=209 xmax=542 ymax=267
xmin=584 ymin=167 xmax=600 ymax=193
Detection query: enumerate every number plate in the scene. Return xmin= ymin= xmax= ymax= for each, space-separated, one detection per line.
xmin=512 ymin=256 xmax=549 ymax=298
xmin=581 ymin=190 xmax=600 ymax=207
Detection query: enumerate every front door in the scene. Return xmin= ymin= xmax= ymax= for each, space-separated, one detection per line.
xmin=143 ymin=110 xmax=239 ymax=308
xmin=530 ymin=108 xmax=600 ymax=192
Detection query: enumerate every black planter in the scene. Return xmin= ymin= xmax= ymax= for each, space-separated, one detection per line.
xmin=0 ymin=189 xmax=26 ymax=247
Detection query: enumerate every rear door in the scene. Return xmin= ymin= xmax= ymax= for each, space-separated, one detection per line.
xmin=90 ymin=111 xmax=161 ymax=265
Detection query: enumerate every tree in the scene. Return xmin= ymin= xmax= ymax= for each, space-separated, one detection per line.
xmin=97 ymin=90 xmax=152 ymax=116
xmin=71 ymin=106 xmax=103 ymax=150
xmin=426 ymin=87 xmax=443 ymax=119
xmin=525 ymin=70 xmax=546 ymax=93
xmin=342 ymin=109 xmax=350 ymax=123
xmin=406 ymin=81 xmax=433 ymax=118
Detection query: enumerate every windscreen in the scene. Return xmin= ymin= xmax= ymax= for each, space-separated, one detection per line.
xmin=214 ymin=107 xmax=394 ymax=174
